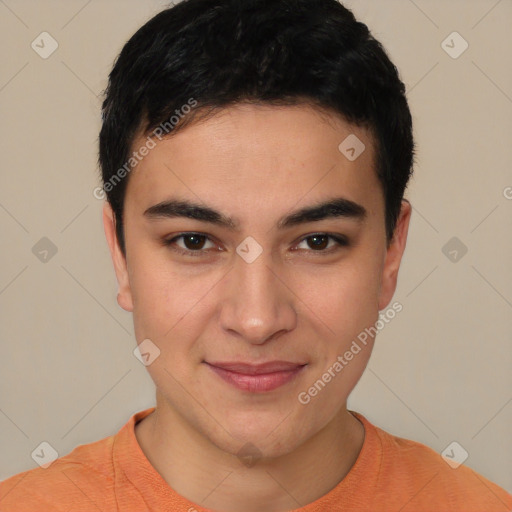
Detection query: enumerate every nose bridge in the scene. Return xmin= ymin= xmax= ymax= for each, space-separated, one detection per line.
xmin=219 ymin=248 xmax=296 ymax=344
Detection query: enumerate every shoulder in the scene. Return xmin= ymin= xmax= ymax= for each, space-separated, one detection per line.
xmin=369 ymin=418 xmax=512 ymax=511
xmin=0 ymin=434 xmax=117 ymax=512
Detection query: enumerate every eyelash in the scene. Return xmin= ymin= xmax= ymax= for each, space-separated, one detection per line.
xmin=162 ymin=232 xmax=349 ymax=257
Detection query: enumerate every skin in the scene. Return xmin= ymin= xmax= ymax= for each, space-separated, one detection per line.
xmin=103 ymin=103 xmax=412 ymax=512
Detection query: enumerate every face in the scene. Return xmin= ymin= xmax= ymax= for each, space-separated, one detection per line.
xmin=103 ymin=103 xmax=411 ymax=459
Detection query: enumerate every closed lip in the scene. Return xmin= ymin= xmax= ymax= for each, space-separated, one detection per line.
xmin=204 ymin=361 xmax=307 ymax=375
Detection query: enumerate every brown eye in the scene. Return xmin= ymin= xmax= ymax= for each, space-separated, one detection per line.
xmin=295 ymin=233 xmax=349 ymax=253
xmin=163 ymin=233 xmax=216 ymax=255
xmin=307 ymin=234 xmax=329 ymax=250
xmin=180 ymin=234 xmax=208 ymax=250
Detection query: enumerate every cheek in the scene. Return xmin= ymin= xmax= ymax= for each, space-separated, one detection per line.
xmin=295 ymin=267 xmax=378 ymax=416
xmin=128 ymin=248 xmax=195 ymax=342
xmin=128 ymin=249 xmax=223 ymax=370
xmin=296 ymin=256 xmax=381 ymax=337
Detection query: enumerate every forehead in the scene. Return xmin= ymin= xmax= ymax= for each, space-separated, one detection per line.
xmin=125 ymin=103 xmax=383 ymax=221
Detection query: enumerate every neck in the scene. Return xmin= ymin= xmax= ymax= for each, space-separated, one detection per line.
xmin=135 ymin=394 xmax=365 ymax=511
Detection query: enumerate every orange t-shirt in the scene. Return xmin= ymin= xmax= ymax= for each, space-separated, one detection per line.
xmin=1 ymin=407 xmax=511 ymax=511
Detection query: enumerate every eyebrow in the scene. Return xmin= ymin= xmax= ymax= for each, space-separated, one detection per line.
xmin=143 ymin=197 xmax=367 ymax=230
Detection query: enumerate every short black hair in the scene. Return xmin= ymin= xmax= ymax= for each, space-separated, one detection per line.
xmin=99 ymin=0 xmax=415 ymax=256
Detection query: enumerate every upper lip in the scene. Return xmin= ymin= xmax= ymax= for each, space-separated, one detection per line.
xmin=205 ymin=361 xmax=307 ymax=375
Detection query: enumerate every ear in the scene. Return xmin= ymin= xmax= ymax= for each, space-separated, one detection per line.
xmin=377 ymin=199 xmax=412 ymax=311
xmin=102 ymin=202 xmax=134 ymax=312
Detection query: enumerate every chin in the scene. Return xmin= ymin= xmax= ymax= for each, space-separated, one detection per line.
xmin=208 ymin=410 xmax=311 ymax=461
xmin=213 ymin=427 xmax=303 ymax=464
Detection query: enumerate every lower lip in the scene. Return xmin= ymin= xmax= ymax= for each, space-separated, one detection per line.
xmin=206 ymin=364 xmax=306 ymax=392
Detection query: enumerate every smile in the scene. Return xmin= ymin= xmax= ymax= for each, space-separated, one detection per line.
xmin=204 ymin=361 xmax=307 ymax=392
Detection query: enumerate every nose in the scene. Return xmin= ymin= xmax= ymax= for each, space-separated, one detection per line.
xmin=219 ymin=248 xmax=297 ymax=345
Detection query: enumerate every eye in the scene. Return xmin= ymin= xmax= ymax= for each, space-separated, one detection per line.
xmin=163 ymin=232 xmax=218 ymax=256
xmin=163 ymin=232 xmax=349 ymax=257
xmin=294 ymin=233 xmax=349 ymax=253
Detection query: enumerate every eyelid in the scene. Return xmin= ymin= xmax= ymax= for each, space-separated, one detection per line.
xmin=292 ymin=232 xmax=349 ymax=251
xmin=163 ymin=231 xmax=349 ymax=256
xmin=163 ymin=232 xmax=219 ymax=255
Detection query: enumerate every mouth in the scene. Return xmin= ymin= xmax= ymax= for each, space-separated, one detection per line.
xmin=204 ymin=361 xmax=308 ymax=392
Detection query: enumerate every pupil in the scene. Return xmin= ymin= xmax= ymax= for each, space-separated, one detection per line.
xmin=309 ymin=235 xmax=327 ymax=250
xmin=185 ymin=235 xmax=204 ymax=250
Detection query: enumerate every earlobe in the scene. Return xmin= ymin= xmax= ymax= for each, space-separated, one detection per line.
xmin=102 ymin=202 xmax=134 ymax=312
xmin=377 ymin=199 xmax=412 ymax=311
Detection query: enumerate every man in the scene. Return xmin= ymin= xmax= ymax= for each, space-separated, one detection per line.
xmin=1 ymin=0 xmax=511 ymax=510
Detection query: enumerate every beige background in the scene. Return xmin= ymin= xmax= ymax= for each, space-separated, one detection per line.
xmin=1 ymin=0 xmax=511 ymax=495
